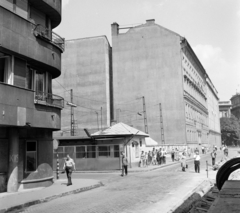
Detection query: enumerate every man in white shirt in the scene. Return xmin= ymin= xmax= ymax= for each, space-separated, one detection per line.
xmin=194 ymin=151 xmax=201 ymax=173
xmin=63 ymin=154 xmax=76 ymax=186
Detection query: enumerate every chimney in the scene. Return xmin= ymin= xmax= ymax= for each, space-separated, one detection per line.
xmin=111 ymin=22 xmax=119 ymax=36
xmin=146 ymin=19 xmax=155 ymax=24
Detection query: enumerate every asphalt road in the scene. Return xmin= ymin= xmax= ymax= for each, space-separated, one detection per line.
xmin=17 ymin=150 xmax=234 ymax=213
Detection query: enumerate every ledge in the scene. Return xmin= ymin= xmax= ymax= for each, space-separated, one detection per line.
xmin=20 ymin=176 xmax=54 ymax=184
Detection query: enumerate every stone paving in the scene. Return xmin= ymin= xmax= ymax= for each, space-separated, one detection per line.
xmin=15 ymin=154 xmax=217 ymax=213
xmin=9 ymin=149 xmax=239 ymax=213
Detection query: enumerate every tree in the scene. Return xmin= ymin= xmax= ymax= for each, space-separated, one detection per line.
xmin=220 ymin=115 xmax=240 ymax=146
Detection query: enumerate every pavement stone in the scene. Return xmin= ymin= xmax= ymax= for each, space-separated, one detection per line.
xmin=0 ymin=179 xmax=103 ymax=213
xmin=1 ymin=148 xmax=238 ymax=213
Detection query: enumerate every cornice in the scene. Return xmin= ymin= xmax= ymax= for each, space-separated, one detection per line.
xmin=184 ymin=91 xmax=208 ymax=114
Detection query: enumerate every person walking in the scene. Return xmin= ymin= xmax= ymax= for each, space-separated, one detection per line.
xmin=211 ymin=149 xmax=217 ymax=166
xmin=63 ymin=154 xmax=76 ymax=186
xmin=152 ymin=148 xmax=157 ymax=165
xmin=162 ymin=148 xmax=166 ymax=164
xmin=194 ymin=150 xmax=201 ymax=173
xmin=171 ymin=148 xmax=175 ymax=162
xmin=181 ymin=152 xmax=187 ymax=172
xmin=121 ymin=152 xmax=128 ymax=176
xmin=148 ymin=150 xmax=152 ymax=166
xmin=140 ymin=151 xmax=145 ymax=167
xmin=145 ymin=152 xmax=148 ymax=167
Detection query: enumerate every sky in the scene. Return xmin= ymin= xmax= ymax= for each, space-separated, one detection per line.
xmin=55 ymin=0 xmax=240 ymax=101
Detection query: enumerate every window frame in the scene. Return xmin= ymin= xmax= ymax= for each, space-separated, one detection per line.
xmin=25 ymin=140 xmax=37 ymax=173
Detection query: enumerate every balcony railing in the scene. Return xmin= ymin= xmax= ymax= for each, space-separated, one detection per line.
xmin=33 ymin=24 xmax=65 ymax=52
xmin=34 ymin=91 xmax=64 ymax=108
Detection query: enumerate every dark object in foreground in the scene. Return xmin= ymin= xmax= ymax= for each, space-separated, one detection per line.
xmin=216 ymin=157 xmax=240 ymax=190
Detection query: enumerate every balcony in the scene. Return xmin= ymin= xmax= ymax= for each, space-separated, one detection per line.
xmin=34 ymin=91 xmax=64 ymax=109
xmin=33 ymin=24 xmax=65 ymax=52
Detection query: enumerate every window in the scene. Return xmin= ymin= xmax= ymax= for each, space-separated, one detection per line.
xmin=0 ymin=52 xmax=12 ymax=84
xmin=98 ymin=146 xmax=110 ymax=157
xmin=114 ymin=145 xmax=120 ymax=158
xmin=64 ymin=146 xmax=74 ymax=157
xmin=87 ymin=146 xmax=96 ymax=158
xmin=135 ymin=143 xmax=139 ymax=158
xmin=14 ymin=57 xmax=27 ymax=88
xmin=0 ymin=0 xmax=28 ymax=19
xmin=26 ymin=141 xmax=37 ymax=172
xmin=76 ymin=146 xmax=86 ymax=158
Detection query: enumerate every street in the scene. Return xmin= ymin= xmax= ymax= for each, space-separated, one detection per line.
xmin=16 ymin=152 xmax=227 ymax=213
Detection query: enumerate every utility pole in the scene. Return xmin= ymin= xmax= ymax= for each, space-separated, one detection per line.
xmin=70 ymin=89 xmax=74 ymax=136
xmin=66 ymin=90 xmax=77 ymax=136
xmin=142 ymin=96 xmax=148 ymax=133
xmin=159 ymin=103 xmax=165 ymax=144
xmin=95 ymin=111 xmax=99 ymax=131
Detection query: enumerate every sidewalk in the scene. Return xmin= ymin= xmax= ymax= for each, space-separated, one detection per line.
xmin=0 ymin=179 xmax=103 ymax=213
xmin=0 ymin=150 xmax=222 ymax=213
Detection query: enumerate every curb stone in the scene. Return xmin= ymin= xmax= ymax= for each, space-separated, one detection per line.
xmin=169 ymin=179 xmax=214 ymax=213
xmin=0 ymin=182 xmax=103 ymax=213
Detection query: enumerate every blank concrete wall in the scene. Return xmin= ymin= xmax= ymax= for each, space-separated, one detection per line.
xmin=112 ymin=23 xmax=186 ymax=145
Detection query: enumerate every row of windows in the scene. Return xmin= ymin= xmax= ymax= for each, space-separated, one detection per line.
xmin=0 ymin=0 xmax=50 ymax=29
xmin=185 ymin=103 xmax=207 ymax=125
xmin=182 ymin=54 xmax=205 ymax=92
xmin=186 ymin=130 xmax=208 ymax=143
xmin=54 ymin=145 xmax=121 ymax=159
xmin=186 ymin=129 xmax=197 ymax=142
xmin=184 ymin=77 xmax=206 ymax=107
xmin=0 ymin=51 xmax=52 ymax=97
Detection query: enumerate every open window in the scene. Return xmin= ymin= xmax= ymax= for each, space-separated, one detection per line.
xmin=0 ymin=52 xmax=13 ymax=84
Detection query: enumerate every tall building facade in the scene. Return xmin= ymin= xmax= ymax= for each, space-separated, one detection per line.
xmin=111 ymin=19 xmax=220 ymax=148
xmin=52 ymin=36 xmax=112 ymax=137
xmin=206 ymin=78 xmax=221 ymax=146
xmin=0 ymin=0 xmax=64 ymax=192
xmin=54 ymin=19 xmax=221 ymax=150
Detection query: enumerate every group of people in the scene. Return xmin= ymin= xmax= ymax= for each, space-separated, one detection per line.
xmin=180 ymin=148 xmax=201 ymax=173
xmin=139 ymin=148 xmax=167 ymax=167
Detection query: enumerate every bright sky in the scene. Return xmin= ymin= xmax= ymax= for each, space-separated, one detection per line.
xmin=55 ymin=0 xmax=240 ymax=101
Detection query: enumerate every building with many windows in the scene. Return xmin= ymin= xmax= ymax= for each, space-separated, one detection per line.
xmin=53 ymin=20 xmax=221 ymax=168
xmin=0 ymin=0 xmax=64 ymax=192
xmin=206 ymin=79 xmax=221 ymax=146
xmin=111 ymin=19 xmax=221 ymax=148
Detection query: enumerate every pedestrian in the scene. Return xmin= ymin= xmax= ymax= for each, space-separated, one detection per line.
xmin=202 ymin=146 xmax=204 ymax=154
xmin=175 ymin=148 xmax=179 ymax=161
xmin=63 ymin=154 xmax=76 ymax=186
xmin=171 ymin=148 xmax=175 ymax=162
xmin=145 ymin=152 xmax=148 ymax=167
xmin=211 ymin=149 xmax=217 ymax=166
xmin=194 ymin=150 xmax=200 ymax=173
xmin=156 ymin=149 xmax=160 ymax=165
xmin=140 ymin=151 xmax=145 ymax=167
xmin=224 ymin=146 xmax=228 ymax=157
xmin=181 ymin=152 xmax=187 ymax=172
xmin=148 ymin=150 xmax=152 ymax=165
xmin=162 ymin=148 xmax=166 ymax=164
xmin=121 ymin=152 xmax=128 ymax=176
xmin=152 ymin=148 xmax=157 ymax=165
